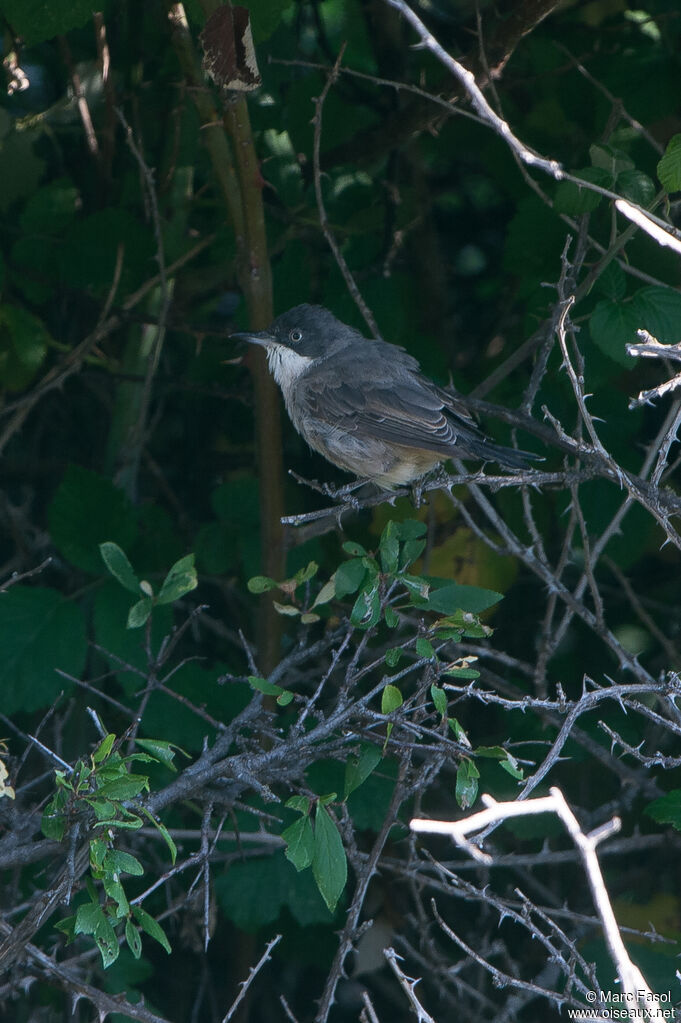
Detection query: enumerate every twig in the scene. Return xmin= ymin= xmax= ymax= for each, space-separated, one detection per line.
xmin=220 ymin=934 xmax=282 ymax=1023
xmin=312 ymin=45 xmax=381 ymax=339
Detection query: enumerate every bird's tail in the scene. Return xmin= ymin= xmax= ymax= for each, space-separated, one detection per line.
xmin=467 ymin=436 xmax=540 ymax=470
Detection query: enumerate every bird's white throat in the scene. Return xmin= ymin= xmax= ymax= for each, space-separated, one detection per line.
xmin=266 ymin=344 xmax=313 ymax=392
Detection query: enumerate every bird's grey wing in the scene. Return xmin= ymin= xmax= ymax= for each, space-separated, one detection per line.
xmin=297 ymin=369 xmax=485 ymax=458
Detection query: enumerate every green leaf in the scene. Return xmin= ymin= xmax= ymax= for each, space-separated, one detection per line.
xmin=248 ymin=675 xmax=286 ymax=697
xmin=95 ymin=774 xmax=150 ymax=800
xmin=157 ymin=553 xmax=198 ymax=604
xmin=312 ymin=804 xmax=347 ymax=914
xmin=49 ymin=466 xmax=137 ymax=575
xmin=617 ymin=169 xmax=655 ymax=207
xmin=590 ymin=299 xmax=639 ymax=365
xmin=443 ymin=666 xmax=480 ymax=679
xmin=311 ymin=578 xmax=336 ymax=608
xmin=589 ymin=144 xmax=633 ymax=177
xmin=384 ymin=606 xmax=399 ymax=628
xmin=127 ymin=597 xmax=153 ymax=629
xmin=0 ymin=0 xmax=115 ymax=45
xmin=455 ymin=758 xmax=480 ymax=810
xmin=350 ymin=583 xmax=381 ymax=629
xmin=0 ymin=586 xmax=87 ymax=713
xmin=381 ymin=685 xmax=403 ymax=715
xmin=344 ymin=743 xmax=382 ymax=799
xmin=247 ymin=575 xmax=279 ymax=594
xmin=0 ymin=304 xmax=50 ymax=390
xmin=138 ymin=806 xmax=177 ymax=864
xmin=134 ymin=738 xmax=185 ymax=769
xmin=131 ymin=905 xmax=171 ymax=954
xmin=334 ymin=558 xmax=367 ymax=598
xmin=431 ymin=685 xmax=447 ymax=718
xmin=286 ymin=795 xmax=311 ymax=813
xmin=416 ymin=637 xmax=436 ymax=660
xmin=103 ymin=876 xmax=130 ymax=917
xmin=393 ymin=520 xmax=427 ymax=541
xmin=422 ymin=581 xmax=503 ymax=615
xmin=294 ymin=561 xmax=318 ymax=585
xmin=379 ymin=521 xmax=400 ymax=574
xmin=75 ymin=902 xmax=105 ymax=936
xmin=273 ymin=601 xmax=300 ymax=617
xmin=342 ymin=540 xmax=367 ymax=556
xmin=102 ymin=850 xmax=144 ymax=877
xmin=99 ymin=542 xmax=140 ymax=594
xmin=657 ymin=134 xmax=681 ymax=193
xmin=400 ymin=539 xmax=427 ymax=570
xmin=385 ymin=647 xmax=402 ymax=668
xmin=554 ymin=167 xmax=610 ymax=215
xmin=94 ymin=913 xmax=120 ymax=968
xmin=283 ymin=815 xmax=315 ymax=871
xmin=125 ymin=919 xmax=143 ymax=959
xmin=631 ymin=286 xmax=681 ymax=344
xmin=594 ymin=260 xmax=626 ymax=301
xmin=646 ymin=790 xmax=681 ymax=830
xmin=92 ymin=733 xmax=116 ymax=764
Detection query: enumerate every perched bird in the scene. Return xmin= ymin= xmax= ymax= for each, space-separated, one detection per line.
xmin=232 ymin=304 xmax=535 ymax=490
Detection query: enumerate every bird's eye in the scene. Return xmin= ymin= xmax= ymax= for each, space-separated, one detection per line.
xmin=289 ymin=329 xmax=303 ymax=344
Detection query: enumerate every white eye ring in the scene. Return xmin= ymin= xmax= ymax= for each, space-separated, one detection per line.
xmin=289 ymin=329 xmax=303 ymax=343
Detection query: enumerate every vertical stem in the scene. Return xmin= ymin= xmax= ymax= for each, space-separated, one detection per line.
xmin=168 ymin=2 xmax=284 ymax=671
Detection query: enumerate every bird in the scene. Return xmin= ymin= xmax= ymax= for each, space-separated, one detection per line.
xmin=232 ymin=304 xmax=536 ymax=490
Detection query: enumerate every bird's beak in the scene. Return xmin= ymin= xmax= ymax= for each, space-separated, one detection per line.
xmin=230 ymin=328 xmax=276 ymax=348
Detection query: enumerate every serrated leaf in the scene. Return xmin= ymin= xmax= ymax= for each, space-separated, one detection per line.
xmin=554 ymin=167 xmax=610 ymax=214
xmin=589 ymin=300 xmax=638 ymax=366
xmin=657 ymin=134 xmax=681 ymax=193
xmin=99 ymin=543 xmax=140 ymax=594
xmin=617 ymin=169 xmax=655 ymax=207
xmin=0 ymin=586 xmax=87 ymax=713
xmin=49 ymin=466 xmax=137 ymax=575
xmin=312 ymin=805 xmax=347 ymax=913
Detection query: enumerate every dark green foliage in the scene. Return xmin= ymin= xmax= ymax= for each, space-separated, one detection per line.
xmin=2 ymin=1 xmax=681 ymax=1020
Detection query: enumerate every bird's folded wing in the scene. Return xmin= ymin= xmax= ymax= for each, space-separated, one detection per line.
xmin=298 ymin=375 xmax=486 ymax=457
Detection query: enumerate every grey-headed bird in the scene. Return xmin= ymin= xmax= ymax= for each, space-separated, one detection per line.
xmin=232 ymin=304 xmax=535 ymax=489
